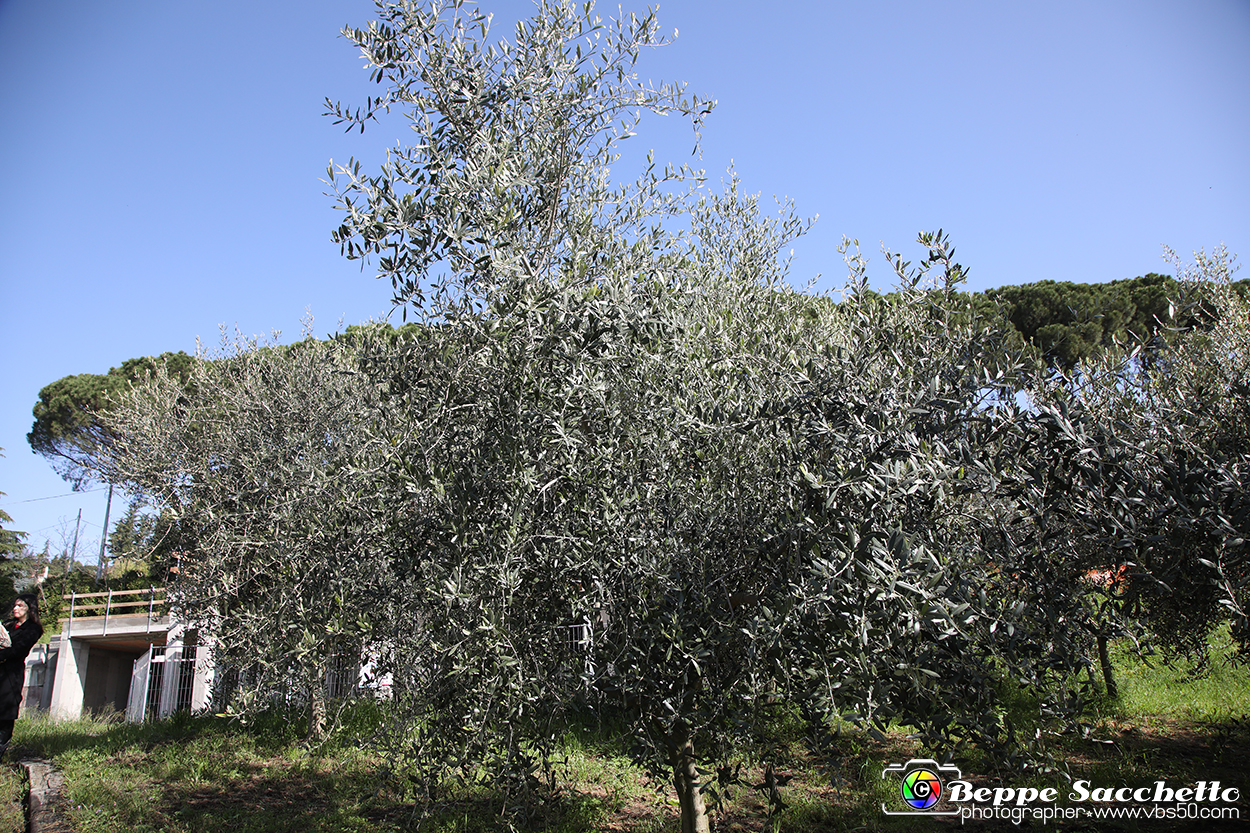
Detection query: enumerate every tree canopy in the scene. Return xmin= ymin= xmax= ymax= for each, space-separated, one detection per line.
xmin=33 ymin=276 xmax=1247 ymax=489
xmin=979 ymin=272 xmax=1250 ymax=371
xmin=25 ymin=2 xmax=1250 ymax=830
xmin=95 ymin=328 xmax=390 ymax=740
xmin=27 ymin=352 xmax=194 ymax=488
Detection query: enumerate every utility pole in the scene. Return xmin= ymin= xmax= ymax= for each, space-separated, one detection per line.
xmin=95 ymin=483 xmax=114 ymax=586
xmin=68 ymin=508 xmax=82 ymax=576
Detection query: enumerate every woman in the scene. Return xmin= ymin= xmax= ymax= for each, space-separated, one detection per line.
xmin=0 ymin=594 xmax=44 ymax=757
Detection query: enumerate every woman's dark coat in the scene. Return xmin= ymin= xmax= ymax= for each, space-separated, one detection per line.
xmin=0 ymin=620 xmax=44 ymax=721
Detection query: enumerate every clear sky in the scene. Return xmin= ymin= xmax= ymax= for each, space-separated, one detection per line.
xmin=2 ymin=0 xmax=1248 ymax=557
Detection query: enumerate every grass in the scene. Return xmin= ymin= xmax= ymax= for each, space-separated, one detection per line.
xmin=5 ymin=637 xmax=1248 ymax=833
xmin=0 ymin=765 xmax=22 ymax=833
xmin=1108 ymin=627 xmax=1250 ymax=720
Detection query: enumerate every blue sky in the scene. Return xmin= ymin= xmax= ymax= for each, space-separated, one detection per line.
xmin=2 ymin=0 xmax=1248 ymax=557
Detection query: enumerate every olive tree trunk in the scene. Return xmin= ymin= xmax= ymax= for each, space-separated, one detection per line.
xmin=1096 ymin=633 xmax=1118 ymax=699
xmin=668 ymin=720 xmax=710 ymax=833
xmin=307 ymin=661 xmax=328 ymax=743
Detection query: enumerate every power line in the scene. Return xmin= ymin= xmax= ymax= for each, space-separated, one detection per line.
xmin=0 ymin=487 xmax=105 ymax=507
xmin=26 ymin=519 xmax=104 ymax=536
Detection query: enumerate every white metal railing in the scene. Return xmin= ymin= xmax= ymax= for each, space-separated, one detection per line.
xmin=61 ymin=587 xmax=168 ymax=636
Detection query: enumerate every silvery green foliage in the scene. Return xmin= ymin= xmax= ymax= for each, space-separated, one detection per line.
xmin=325 ymin=0 xmax=714 ymax=315
xmin=1022 ymin=246 xmax=1250 ymax=664
xmin=95 ymin=1 xmax=1220 ymax=827
xmin=321 ymin=2 xmax=1112 ymax=826
xmin=95 ymin=327 xmax=391 ymax=733
xmin=359 ymin=220 xmax=1076 ymax=824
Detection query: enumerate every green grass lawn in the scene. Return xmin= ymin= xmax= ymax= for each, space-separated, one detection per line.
xmin=1108 ymin=627 xmax=1250 ymax=722
xmin=6 ymin=634 xmax=1248 ymax=832
xmin=0 ymin=766 xmax=22 ymax=833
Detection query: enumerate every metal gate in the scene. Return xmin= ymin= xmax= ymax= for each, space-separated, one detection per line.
xmin=126 ymin=643 xmax=198 ymax=722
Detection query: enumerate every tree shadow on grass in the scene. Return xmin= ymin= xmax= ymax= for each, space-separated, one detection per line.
xmin=155 ymin=769 xmax=656 ymax=833
xmin=12 ymin=709 xmax=307 ymax=763
xmin=13 ymin=712 xmax=660 ymax=833
xmin=1060 ymin=716 xmax=1250 ymax=786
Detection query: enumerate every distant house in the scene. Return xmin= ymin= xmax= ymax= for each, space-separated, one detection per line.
xmin=22 ymin=588 xmax=211 ymax=722
xmin=23 ymin=587 xmax=377 ymax=723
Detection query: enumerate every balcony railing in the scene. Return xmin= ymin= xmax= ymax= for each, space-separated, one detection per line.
xmin=60 ymin=587 xmax=168 ymax=636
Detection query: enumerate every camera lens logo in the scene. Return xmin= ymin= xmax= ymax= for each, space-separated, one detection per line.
xmin=882 ymin=759 xmax=960 ymax=816
xmin=900 ymin=767 xmax=943 ymax=810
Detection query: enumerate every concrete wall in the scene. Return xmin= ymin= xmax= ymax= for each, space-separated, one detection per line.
xmin=21 ymin=644 xmax=50 ymax=716
xmin=47 ymin=633 xmax=91 ymax=721
xmin=36 ymin=619 xmax=215 ymax=722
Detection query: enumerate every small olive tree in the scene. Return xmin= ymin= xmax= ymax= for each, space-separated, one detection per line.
xmin=78 ymin=0 xmax=1187 ymax=826
xmin=359 ymin=217 xmax=1054 ymax=831
xmin=1025 ymin=247 xmax=1250 ymax=667
xmin=319 ymin=2 xmax=1140 ymax=830
xmin=96 ymin=326 xmax=392 ymax=739
xmin=94 ymin=4 xmax=1131 ymax=829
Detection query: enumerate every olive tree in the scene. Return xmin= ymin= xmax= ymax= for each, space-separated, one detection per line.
xmin=95 ymin=327 xmax=392 ymax=740
xmin=1029 ymin=247 xmax=1250 ymax=666
xmin=91 ymin=4 xmax=1125 ymax=829
xmin=360 ymin=217 xmax=1048 ymax=831
xmin=319 ymin=2 xmax=1125 ymax=829
xmin=90 ymin=3 xmax=1109 ymax=827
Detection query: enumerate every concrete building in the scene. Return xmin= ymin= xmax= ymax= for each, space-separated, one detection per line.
xmin=19 ymin=587 xmax=382 ymax=723
xmin=21 ymin=588 xmax=212 ymax=722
